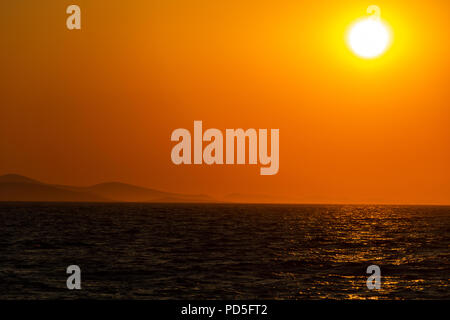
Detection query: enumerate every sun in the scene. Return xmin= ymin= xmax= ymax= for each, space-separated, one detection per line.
xmin=347 ymin=6 xmax=392 ymax=59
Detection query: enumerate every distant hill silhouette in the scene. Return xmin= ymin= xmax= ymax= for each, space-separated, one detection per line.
xmin=0 ymin=174 xmax=43 ymax=185
xmin=223 ymin=193 xmax=291 ymax=204
xmin=0 ymin=174 xmax=212 ymax=203
xmin=81 ymin=182 xmax=211 ymax=203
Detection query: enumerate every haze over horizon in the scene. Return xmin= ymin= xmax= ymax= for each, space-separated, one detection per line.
xmin=0 ymin=173 xmax=447 ymax=205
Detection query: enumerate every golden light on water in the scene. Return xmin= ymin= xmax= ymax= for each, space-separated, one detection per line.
xmin=347 ymin=5 xmax=392 ymax=59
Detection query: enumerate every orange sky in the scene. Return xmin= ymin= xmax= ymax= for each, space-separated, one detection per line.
xmin=0 ymin=0 xmax=449 ymax=204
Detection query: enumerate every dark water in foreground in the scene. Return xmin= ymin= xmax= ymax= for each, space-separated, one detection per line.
xmin=0 ymin=203 xmax=449 ymax=299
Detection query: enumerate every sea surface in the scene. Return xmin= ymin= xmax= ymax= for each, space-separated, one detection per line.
xmin=0 ymin=203 xmax=449 ymax=299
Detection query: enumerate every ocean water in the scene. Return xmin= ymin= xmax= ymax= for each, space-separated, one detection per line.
xmin=0 ymin=203 xmax=448 ymax=299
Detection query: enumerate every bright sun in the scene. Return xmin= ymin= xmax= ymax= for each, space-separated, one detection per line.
xmin=347 ymin=7 xmax=391 ymax=59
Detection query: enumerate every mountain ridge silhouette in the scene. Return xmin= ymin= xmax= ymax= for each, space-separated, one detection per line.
xmin=0 ymin=174 xmax=212 ymax=203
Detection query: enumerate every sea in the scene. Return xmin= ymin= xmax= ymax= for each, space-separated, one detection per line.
xmin=0 ymin=203 xmax=449 ymax=299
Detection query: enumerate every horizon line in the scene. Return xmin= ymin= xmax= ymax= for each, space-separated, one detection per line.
xmin=0 ymin=200 xmax=448 ymax=207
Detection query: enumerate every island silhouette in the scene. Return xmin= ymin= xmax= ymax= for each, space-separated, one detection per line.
xmin=0 ymin=174 xmax=212 ymax=203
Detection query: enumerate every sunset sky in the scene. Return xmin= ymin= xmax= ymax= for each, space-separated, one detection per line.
xmin=0 ymin=0 xmax=449 ymax=204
